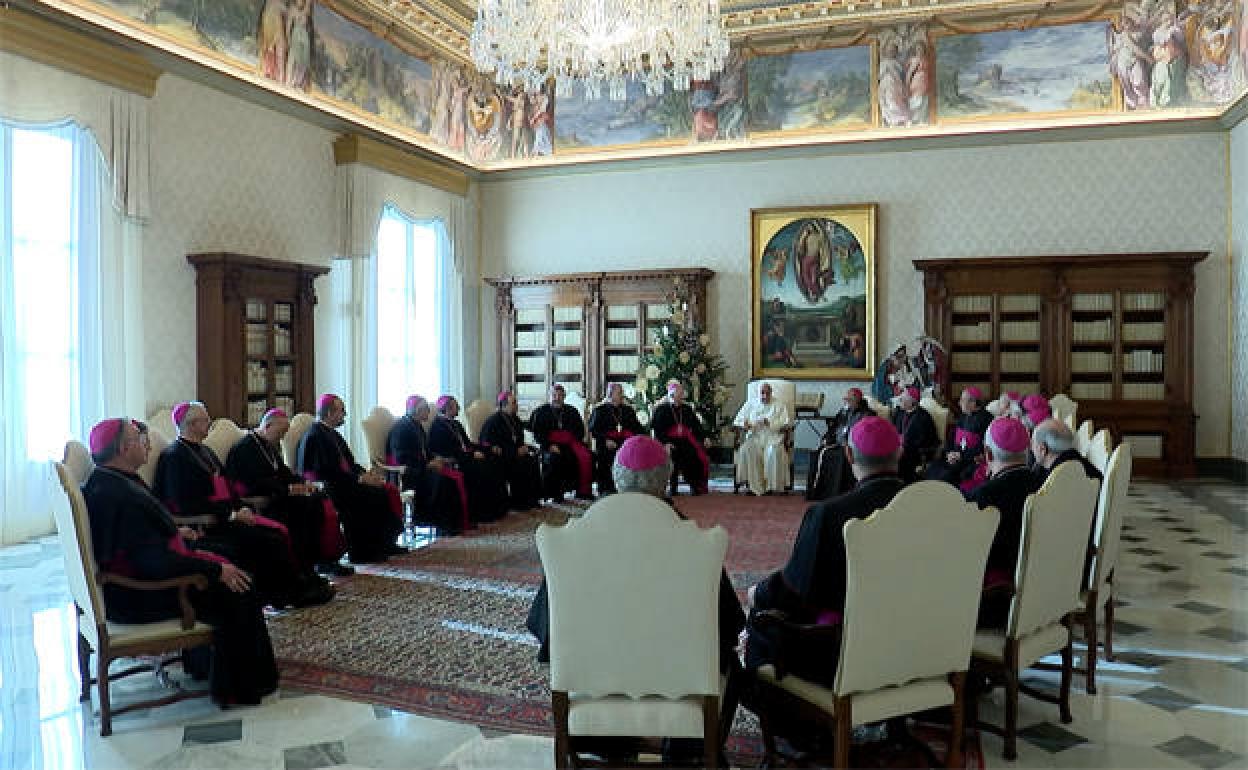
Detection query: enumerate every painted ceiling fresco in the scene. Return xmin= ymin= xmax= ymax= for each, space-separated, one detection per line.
xmin=36 ymin=0 xmax=1248 ymax=169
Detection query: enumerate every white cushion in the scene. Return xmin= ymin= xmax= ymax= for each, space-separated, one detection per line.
xmin=972 ymin=623 xmax=1069 ymax=669
xmin=106 ymin=618 xmax=214 ymax=646
xmin=756 ymin=666 xmax=954 ymax=727
xmin=568 ymin=695 xmax=708 ymax=738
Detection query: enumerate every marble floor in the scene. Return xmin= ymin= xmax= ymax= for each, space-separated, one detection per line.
xmin=1 ymin=479 xmax=1244 ymax=769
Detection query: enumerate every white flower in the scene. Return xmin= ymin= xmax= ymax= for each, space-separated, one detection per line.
xmin=635 ymin=376 xmax=648 ymax=392
xmin=672 ymin=310 xmax=686 ymax=326
xmin=696 ymin=363 xmax=707 ymax=374
xmin=645 ymin=364 xmax=660 ymax=380
xmin=679 ymin=351 xmax=691 ymax=364
xmin=713 ymin=392 xmax=725 ymax=405
xmin=699 ymin=334 xmax=710 ymax=347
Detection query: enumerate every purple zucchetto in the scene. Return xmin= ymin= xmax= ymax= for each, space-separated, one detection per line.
xmin=988 ymin=417 xmax=1031 ymax=454
xmin=89 ymin=418 xmax=126 ymax=454
xmin=615 ymin=436 xmax=669 ymax=472
xmin=849 ymin=416 xmax=901 ymax=456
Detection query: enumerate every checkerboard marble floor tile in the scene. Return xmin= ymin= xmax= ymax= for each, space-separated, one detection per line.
xmin=2 ymin=479 xmax=1244 ymax=769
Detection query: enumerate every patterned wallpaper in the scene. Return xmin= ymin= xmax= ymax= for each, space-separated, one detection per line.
xmin=480 ymin=132 xmax=1232 ymax=455
xmin=1232 ymin=119 xmax=1248 ymax=461
xmin=142 ymin=74 xmax=339 ymax=415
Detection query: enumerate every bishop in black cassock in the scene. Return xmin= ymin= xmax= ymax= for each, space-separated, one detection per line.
xmin=649 ymin=383 xmax=709 ymax=496
xmin=926 ymin=386 xmax=993 ymax=485
xmin=83 ymin=418 xmax=278 ymax=707
xmin=528 ymin=384 xmax=594 ymax=501
xmin=296 ymin=395 xmax=405 ymax=564
xmin=154 ymin=402 xmax=309 ymax=608
xmin=585 ymin=383 xmax=644 ymax=495
xmin=479 ymin=391 xmax=542 ymax=511
xmin=890 ymin=387 xmax=940 ymax=484
xmin=805 ymin=387 xmax=874 ymax=501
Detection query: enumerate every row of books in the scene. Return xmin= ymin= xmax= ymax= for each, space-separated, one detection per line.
xmin=1123 ymin=350 xmax=1165 ymax=373
xmin=1071 ymin=351 xmax=1113 ymax=372
xmin=1123 ymin=383 xmax=1166 ymax=400
xmin=1071 ymin=293 xmax=1114 ymax=312
xmin=952 ymin=322 xmax=993 ymax=342
xmin=999 ymin=321 xmax=1040 ymax=341
xmin=1072 ymin=319 xmax=1114 ymax=342
xmin=1122 ymin=322 xmax=1165 ymax=341
xmin=951 ymin=295 xmax=992 ymax=313
xmin=245 ymin=397 xmax=294 ymax=427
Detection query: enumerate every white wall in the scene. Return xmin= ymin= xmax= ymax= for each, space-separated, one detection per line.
xmin=143 ymin=75 xmax=339 ymax=414
xmin=481 ymin=133 xmax=1232 ymax=456
xmin=1232 ymin=119 xmax=1248 ymax=462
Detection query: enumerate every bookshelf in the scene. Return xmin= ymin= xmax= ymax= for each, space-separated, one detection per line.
xmin=916 ymin=253 xmax=1206 ymax=477
xmin=188 ymin=253 xmax=327 ymax=428
xmin=488 ymin=269 xmax=713 ymax=419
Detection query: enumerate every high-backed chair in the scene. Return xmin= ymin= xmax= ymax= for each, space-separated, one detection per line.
xmin=1074 ymin=420 xmax=1094 ymax=456
xmin=1048 ymin=394 xmax=1078 ymax=427
xmin=971 ymin=461 xmax=1100 ymax=760
xmin=50 ymin=459 xmax=214 ymax=737
xmin=537 ymin=493 xmax=729 ymax=769
xmin=560 ymin=389 xmax=591 ymax=442
xmin=1076 ymin=443 xmax=1132 ymax=694
xmin=733 ymin=379 xmax=796 ymax=494
xmin=147 ymin=408 xmax=174 ymax=437
xmin=64 ymin=440 xmax=95 ymax=486
xmin=463 ymin=399 xmax=492 ymax=442
xmin=361 ymin=406 xmax=397 ymax=468
xmin=865 ymin=396 xmax=892 ymax=420
xmin=138 ymin=426 xmax=170 ymax=488
xmin=1086 ymin=429 xmax=1112 ymax=473
xmin=283 ymin=412 xmax=316 ymax=469
xmin=203 ymin=418 xmax=245 ymax=463
xmin=921 ymin=395 xmax=951 ymax=445
xmin=747 ymin=482 xmax=997 ymax=768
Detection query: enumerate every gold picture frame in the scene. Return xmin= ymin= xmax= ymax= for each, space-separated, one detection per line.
xmin=751 ymin=204 xmax=877 ymax=381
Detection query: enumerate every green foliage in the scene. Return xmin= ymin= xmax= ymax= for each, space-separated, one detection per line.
xmin=631 ymin=283 xmax=732 ymax=439
xmin=652 ymin=89 xmax=693 ymax=137
xmin=936 ymin=35 xmax=981 ymax=107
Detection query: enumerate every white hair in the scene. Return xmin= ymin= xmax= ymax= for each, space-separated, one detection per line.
xmin=612 ymin=457 xmax=673 ymax=498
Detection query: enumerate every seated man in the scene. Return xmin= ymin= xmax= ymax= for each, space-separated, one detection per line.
xmin=526 ymin=435 xmax=746 ymax=761
xmin=224 ymin=408 xmax=349 ymax=579
xmin=649 ymin=382 xmax=710 ymax=496
xmin=926 ymin=386 xmax=992 ymax=485
xmin=1021 ymin=394 xmax=1051 ymax=430
xmin=297 ymin=394 xmax=405 ymax=564
xmin=965 ymin=417 xmax=1039 ymax=628
xmin=82 ymin=417 xmax=278 ymax=707
xmin=890 ymin=386 xmax=940 ymax=484
xmin=586 ymin=383 xmax=644 ymax=496
xmin=528 ymin=384 xmax=594 ymax=502
xmin=733 ymin=382 xmax=791 ymax=496
xmin=744 ymin=417 xmax=905 ymax=688
xmin=806 ymin=387 xmax=873 ymax=501
xmin=1031 ymin=418 xmax=1102 ymax=485
xmin=479 ymin=390 xmax=542 ymax=511
xmin=154 ymin=402 xmax=321 ymax=608
xmin=386 ymin=395 xmax=470 ymax=534
xmin=428 ymin=395 xmax=508 ymax=523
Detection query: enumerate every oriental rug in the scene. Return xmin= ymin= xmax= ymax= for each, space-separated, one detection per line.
xmin=267 ymin=492 xmax=982 ymax=767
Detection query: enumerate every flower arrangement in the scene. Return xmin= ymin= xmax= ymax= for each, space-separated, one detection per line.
xmin=631 ymin=279 xmax=731 ymax=438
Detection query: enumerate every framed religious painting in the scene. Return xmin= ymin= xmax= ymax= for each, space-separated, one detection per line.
xmin=750 ymin=204 xmax=877 ymax=380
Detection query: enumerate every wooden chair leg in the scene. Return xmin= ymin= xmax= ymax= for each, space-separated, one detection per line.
xmin=552 ymin=691 xmax=571 ymax=770
xmin=833 ymin=696 xmax=852 ymax=769
xmin=1084 ymin=590 xmax=1099 ymax=695
xmin=947 ymin=672 xmax=965 ymax=769
xmin=1103 ymin=589 xmax=1116 ymax=661
xmin=77 ymin=632 xmax=92 ymax=703
xmin=1060 ymin=618 xmax=1074 ymax=724
xmin=703 ymin=696 xmax=721 ymax=769
xmin=1004 ymin=641 xmax=1019 ymax=761
xmin=97 ymin=650 xmax=113 ymax=737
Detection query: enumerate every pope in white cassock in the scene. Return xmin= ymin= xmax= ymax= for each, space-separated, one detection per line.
xmin=733 ymin=382 xmax=792 ymax=495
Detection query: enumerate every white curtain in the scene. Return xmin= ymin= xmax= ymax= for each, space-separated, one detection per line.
xmin=0 ymin=120 xmax=144 ymax=544
xmin=327 ymin=254 xmax=376 ymax=456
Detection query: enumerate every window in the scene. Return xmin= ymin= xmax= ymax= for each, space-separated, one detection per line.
xmin=4 ymin=125 xmax=76 ymax=461
xmin=375 ymin=205 xmax=441 ymax=415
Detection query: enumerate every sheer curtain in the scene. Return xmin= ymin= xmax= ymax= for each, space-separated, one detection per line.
xmin=0 ymin=121 xmax=143 ymax=544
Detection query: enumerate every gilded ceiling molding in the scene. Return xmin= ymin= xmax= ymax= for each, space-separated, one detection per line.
xmin=719 ymin=0 xmax=1100 ymax=36
xmin=0 ymin=5 xmax=160 ymax=96
xmin=322 ymin=0 xmax=468 ymax=63
xmin=333 ymin=134 xmax=471 ymax=196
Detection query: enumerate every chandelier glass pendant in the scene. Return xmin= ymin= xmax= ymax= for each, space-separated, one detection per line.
xmin=470 ymin=0 xmax=730 ymax=101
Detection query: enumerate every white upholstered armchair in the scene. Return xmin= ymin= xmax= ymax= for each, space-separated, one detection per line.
xmin=733 ymin=378 xmax=796 ymax=494
xmin=536 ymin=493 xmax=729 ymax=769
xmin=747 ymin=481 xmax=998 ymax=768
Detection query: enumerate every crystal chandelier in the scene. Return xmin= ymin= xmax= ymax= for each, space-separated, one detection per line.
xmin=470 ymin=1 xmax=730 ymax=101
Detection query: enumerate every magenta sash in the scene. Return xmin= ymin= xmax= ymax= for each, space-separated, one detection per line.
xmin=959 ymin=462 xmax=990 ymax=493
xmin=209 ymin=474 xmax=232 ymax=502
xmin=436 ymin=466 xmax=471 ymax=531
xmin=169 ymin=534 xmax=229 ymax=566
xmin=548 ymin=429 xmax=593 ymax=496
xmin=954 ymin=427 xmax=981 ymax=451
xmin=983 ymin=568 xmax=1012 ymax=590
xmin=339 ymin=458 xmax=351 ymax=472
xmin=319 ymin=498 xmax=347 ymax=560
xmin=604 ymin=430 xmax=634 ymax=445
xmin=665 ymin=425 xmax=710 ymax=494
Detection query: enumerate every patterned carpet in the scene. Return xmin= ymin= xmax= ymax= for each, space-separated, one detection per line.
xmin=267 ymin=491 xmax=981 ymax=766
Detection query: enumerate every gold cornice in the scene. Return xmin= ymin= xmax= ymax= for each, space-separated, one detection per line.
xmin=0 ymin=5 xmax=161 ymax=96
xmin=334 ymin=134 xmax=470 ymax=196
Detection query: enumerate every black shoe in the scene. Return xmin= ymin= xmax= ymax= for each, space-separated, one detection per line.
xmin=315 ymin=562 xmax=355 ymax=577
xmin=349 ymin=551 xmax=387 ymax=564
xmin=292 ymin=579 xmax=335 ymax=607
xmin=384 ymin=542 xmax=410 ymax=556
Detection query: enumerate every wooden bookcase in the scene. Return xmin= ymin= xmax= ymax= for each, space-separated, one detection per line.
xmin=914 ymin=253 xmax=1206 ymax=477
xmin=487 ymin=269 xmax=713 ymax=418
xmin=188 ymin=253 xmax=328 ymax=428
